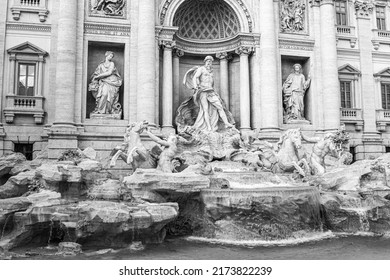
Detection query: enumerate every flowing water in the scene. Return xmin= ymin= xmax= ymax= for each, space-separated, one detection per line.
xmin=9 ymin=233 xmax=390 ymax=260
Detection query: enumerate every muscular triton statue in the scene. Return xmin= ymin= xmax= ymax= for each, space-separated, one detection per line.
xmin=175 ymin=56 xmax=235 ymax=132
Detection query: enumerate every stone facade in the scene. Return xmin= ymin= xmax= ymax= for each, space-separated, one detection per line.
xmin=1 ymin=0 xmax=390 ymax=162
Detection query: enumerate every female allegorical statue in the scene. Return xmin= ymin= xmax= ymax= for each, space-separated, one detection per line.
xmin=282 ymin=63 xmax=311 ymax=122
xmin=89 ymin=51 xmax=123 ymax=116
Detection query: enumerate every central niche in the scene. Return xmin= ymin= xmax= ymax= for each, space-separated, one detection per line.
xmin=173 ymin=0 xmax=240 ymax=41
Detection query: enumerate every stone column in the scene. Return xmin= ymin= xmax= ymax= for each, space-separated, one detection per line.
xmin=355 ymin=1 xmax=376 ymax=133
xmin=137 ymin=0 xmax=156 ymax=126
xmin=0 ymin=2 xmax=7 ymax=144
xmin=216 ymin=52 xmax=231 ymax=109
xmin=173 ymin=48 xmax=184 ymax=121
xmin=8 ymin=55 xmax=16 ymax=95
xmin=36 ymin=56 xmax=44 ymax=96
xmin=52 ymin=0 xmax=78 ymax=129
xmin=319 ymin=0 xmax=341 ymax=130
xmin=236 ymin=47 xmax=252 ymax=132
xmin=259 ymin=0 xmax=279 ymax=131
xmin=48 ymin=0 xmax=79 ymax=159
xmin=161 ymin=40 xmax=175 ymax=135
xmin=310 ymin=0 xmax=324 ymax=129
xmin=354 ymin=1 xmax=383 ymax=159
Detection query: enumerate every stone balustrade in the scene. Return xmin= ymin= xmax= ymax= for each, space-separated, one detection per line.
xmin=372 ymin=29 xmax=390 ymax=50
xmin=336 ymin=25 xmax=357 ymax=48
xmin=340 ymin=108 xmax=363 ymax=131
xmin=3 ymin=95 xmax=45 ymax=124
xmin=11 ymin=0 xmax=48 ymax=22
xmin=376 ymin=109 xmax=390 ymax=132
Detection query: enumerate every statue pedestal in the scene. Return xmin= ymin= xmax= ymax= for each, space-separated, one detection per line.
xmin=90 ymin=113 xmax=121 ymax=120
xmin=285 ymin=119 xmax=311 ymax=125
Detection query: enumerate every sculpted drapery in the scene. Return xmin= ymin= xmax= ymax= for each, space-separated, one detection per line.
xmin=89 ymin=51 xmax=123 ymax=115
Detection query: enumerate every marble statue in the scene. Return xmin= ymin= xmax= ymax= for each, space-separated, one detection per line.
xmin=283 ymin=63 xmax=311 ymax=123
xmin=109 ymin=121 xmax=159 ymax=170
xmin=175 ymin=56 xmax=235 ymax=133
xmin=89 ymin=51 xmax=123 ymax=117
xmin=144 ymin=130 xmax=194 ymax=173
xmin=92 ymin=0 xmax=126 ymax=16
xmin=301 ymin=127 xmax=351 ymax=175
xmin=257 ymin=128 xmax=310 ymax=176
xmin=280 ymin=0 xmax=306 ymax=33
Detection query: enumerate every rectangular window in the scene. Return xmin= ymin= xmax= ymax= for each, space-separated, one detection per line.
xmin=335 ymin=0 xmax=347 ymax=26
xmin=17 ymin=63 xmax=35 ymax=96
xmin=340 ymin=80 xmax=352 ymax=108
xmin=381 ymin=83 xmax=390 ymax=109
xmin=376 ymin=6 xmax=386 ymax=30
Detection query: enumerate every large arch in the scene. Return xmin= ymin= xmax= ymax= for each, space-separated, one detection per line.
xmin=159 ymin=0 xmax=253 ymax=33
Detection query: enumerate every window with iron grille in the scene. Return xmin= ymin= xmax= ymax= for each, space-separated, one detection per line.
xmin=376 ymin=6 xmax=386 ymax=30
xmin=335 ymin=0 xmax=348 ymax=26
xmin=381 ymin=83 xmax=390 ymax=109
xmin=340 ymin=80 xmax=352 ymax=108
xmin=14 ymin=143 xmax=34 ymax=160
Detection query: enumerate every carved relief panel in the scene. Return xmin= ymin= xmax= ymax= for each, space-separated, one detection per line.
xmin=280 ymin=0 xmax=307 ymax=34
xmin=89 ymin=0 xmax=127 ymax=18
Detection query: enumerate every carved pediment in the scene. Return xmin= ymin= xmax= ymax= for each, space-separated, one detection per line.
xmin=338 ymin=64 xmax=361 ymax=75
xmin=374 ymin=67 xmax=390 ymax=78
xmin=7 ymin=41 xmax=48 ymax=56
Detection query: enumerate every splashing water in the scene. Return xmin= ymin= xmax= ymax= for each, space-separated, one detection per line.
xmin=185 ymin=231 xmax=336 ymax=247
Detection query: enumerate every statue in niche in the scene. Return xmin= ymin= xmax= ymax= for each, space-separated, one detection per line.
xmin=280 ymin=0 xmax=306 ymax=33
xmin=175 ymin=55 xmax=235 ymax=133
xmin=89 ymin=51 xmax=123 ymax=117
xmin=91 ymin=0 xmax=126 ymax=16
xmin=282 ymin=63 xmax=311 ymax=123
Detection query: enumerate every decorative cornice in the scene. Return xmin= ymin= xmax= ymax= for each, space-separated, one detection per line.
xmin=84 ymin=23 xmax=130 ymax=36
xmin=174 ymin=32 xmax=260 ymax=55
xmin=354 ymin=0 xmax=374 ymax=18
xmin=159 ymin=0 xmax=253 ymax=32
xmin=279 ymin=37 xmax=315 ymax=51
xmin=6 ymin=22 xmax=51 ymax=33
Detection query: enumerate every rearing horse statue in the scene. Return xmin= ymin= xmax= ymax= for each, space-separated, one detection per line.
xmin=109 ymin=121 xmax=159 ymax=171
xmin=258 ymin=128 xmax=310 ymax=176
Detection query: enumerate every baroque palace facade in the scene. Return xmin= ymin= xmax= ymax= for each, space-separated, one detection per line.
xmin=1 ymin=0 xmax=390 ymax=162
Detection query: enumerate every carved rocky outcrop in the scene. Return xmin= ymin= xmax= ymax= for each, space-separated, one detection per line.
xmin=0 ymin=153 xmax=26 ymax=178
xmin=310 ymin=153 xmax=390 ymax=192
xmin=0 ymin=190 xmax=178 ymax=250
xmin=321 ymin=192 xmax=390 ymax=233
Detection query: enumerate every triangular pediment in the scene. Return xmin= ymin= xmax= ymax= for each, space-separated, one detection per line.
xmin=338 ymin=64 xmax=361 ymax=75
xmin=7 ymin=41 xmax=48 ymax=56
xmin=375 ymin=67 xmax=390 ymax=78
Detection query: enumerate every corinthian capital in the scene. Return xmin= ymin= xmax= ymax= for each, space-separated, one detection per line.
xmin=309 ymin=0 xmax=334 ymax=7
xmin=173 ymin=48 xmax=184 ymax=58
xmin=159 ymin=40 xmax=176 ymax=49
xmin=216 ymin=52 xmax=232 ymax=60
xmin=354 ymin=0 xmax=374 ymax=18
xmin=235 ymin=46 xmax=253 ymax=56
